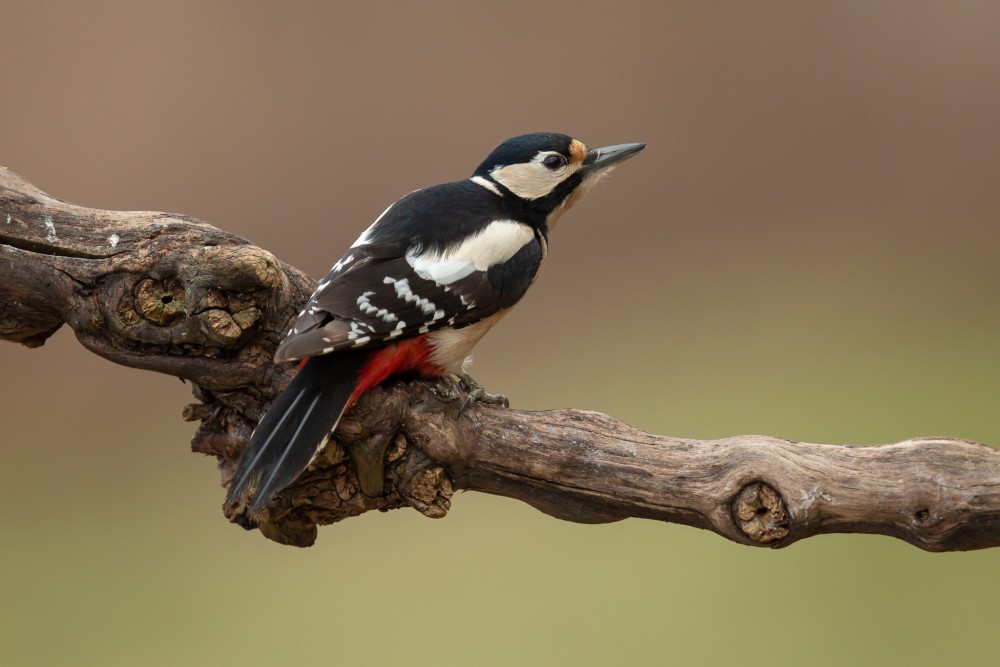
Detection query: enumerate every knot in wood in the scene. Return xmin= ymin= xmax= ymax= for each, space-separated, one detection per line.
xmin=186 ymin=287 xmax=262 ymax=345
xmin=401 ymin=466 xmax=453 ymax=518
xmin=733 ymin=481 xmax=789 ymax=545
xmin=201 ymin=309 xmax=242 ymax=342
xmin=135 ymin=278 xmax=185 ymax=325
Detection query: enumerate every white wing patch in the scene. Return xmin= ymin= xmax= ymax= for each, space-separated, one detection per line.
xmin=405 ymin=253 xmax=476 ymax=284
xmin=405 ymin=220 xmax=534 ymax=285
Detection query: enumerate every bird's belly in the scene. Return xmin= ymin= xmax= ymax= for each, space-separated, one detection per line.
xmin=427 ymin=311 xmax=508 ymax=374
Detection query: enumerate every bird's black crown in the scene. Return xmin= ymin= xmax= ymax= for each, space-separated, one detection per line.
xmin=473 ymin=132 xmax=575 ymax=175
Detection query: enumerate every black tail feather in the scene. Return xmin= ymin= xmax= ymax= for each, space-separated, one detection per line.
xmin=225 ymin=351 xmax=369 ymax=517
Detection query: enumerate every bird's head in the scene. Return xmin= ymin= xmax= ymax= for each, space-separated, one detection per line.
xmin=472 ymin=132 xmax=645 ymax=229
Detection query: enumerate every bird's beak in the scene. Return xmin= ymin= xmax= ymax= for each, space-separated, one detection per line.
xmin=582 ymin=142 xmax=646 ymax=172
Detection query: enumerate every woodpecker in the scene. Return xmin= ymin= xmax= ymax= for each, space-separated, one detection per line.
xmin=225 ymin=132 xmax=645 ymax=518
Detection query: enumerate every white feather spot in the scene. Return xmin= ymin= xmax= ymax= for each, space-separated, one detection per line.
xmin=347 ymin=321 xmax=371 ymax=340
xmin=5 ymin=213 xmax=11 ymax=224
xmin=389 ymin=277 xmax=437 ymax=315
xmin=351 ymin=336 xmax=371 ymax=347
xmin=332 ymin=253 xmax=355 ymax=273
xmin=387 ymin=320 xmax=406 ymax=339
xmin=108 ymin=233 xmax=120 ymax=248
xmin=357 ymin=291 xmax=398 ymax=322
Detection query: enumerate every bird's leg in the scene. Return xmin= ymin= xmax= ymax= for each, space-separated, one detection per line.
xmin=457 ymin=371 xmax=509 ymax=415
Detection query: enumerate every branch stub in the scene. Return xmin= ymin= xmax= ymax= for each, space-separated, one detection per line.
xmin=733 ymin=481 xmax=790 ymax=545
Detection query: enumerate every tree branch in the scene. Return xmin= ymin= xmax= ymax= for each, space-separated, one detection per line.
xmin=3 ymin=165 xmax=998 ymax=549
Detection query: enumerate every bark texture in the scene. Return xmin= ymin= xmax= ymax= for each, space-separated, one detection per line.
xmin=3 ymin=165 xmax=999 ymax=549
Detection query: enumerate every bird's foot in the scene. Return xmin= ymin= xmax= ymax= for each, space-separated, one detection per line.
xmin=457 ymin=372 xmax=509 ymax=415
xmin=424 ymin=377 xmax=463 ymax=403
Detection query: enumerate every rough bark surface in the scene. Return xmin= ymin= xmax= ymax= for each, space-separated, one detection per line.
xmin=3 ymin=165 xmax=999 ymax=549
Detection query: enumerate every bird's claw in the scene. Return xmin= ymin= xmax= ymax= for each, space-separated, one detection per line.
xmin=457 ymin=372 xmax=509 ymax=416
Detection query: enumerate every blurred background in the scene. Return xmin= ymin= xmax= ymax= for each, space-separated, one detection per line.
xmin=1 ymin=2 xmax=998 ymax=665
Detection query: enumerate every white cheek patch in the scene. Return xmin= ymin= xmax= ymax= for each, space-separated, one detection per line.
xmin=490 ymin=160 xmax=580 ymax=200
xmin=489 ymin=151 xmax=582 ymax=200
xmin=489 ymin=162 xmax=559 ymax=200
xmin=405 ymin=220 xmax=534 ymax=285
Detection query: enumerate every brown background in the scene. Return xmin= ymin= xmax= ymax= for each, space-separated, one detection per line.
xmin=2 ymin=2 xmax=998 ymax=665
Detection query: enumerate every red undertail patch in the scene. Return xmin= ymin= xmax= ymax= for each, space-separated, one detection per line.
xmin=348 ymin=336 xmax=444 ymax=407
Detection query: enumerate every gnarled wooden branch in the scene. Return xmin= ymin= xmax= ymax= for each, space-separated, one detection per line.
xmin=3 ymin=165 xmax=999 ymax=549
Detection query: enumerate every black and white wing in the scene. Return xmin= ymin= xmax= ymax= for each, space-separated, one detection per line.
xmin=275 ymin=188 xmax=545 ymax=363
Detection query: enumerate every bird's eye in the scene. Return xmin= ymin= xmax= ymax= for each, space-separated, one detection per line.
xmin=542 ymin=154 xmax=567 ymax=170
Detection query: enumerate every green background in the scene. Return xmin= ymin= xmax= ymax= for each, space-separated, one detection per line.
xmin=1 ymin=2 xmax=998 ymax=665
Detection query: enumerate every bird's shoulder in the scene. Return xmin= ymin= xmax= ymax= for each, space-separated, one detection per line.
xmin=362 ymin=179 xmax=526 ymax=252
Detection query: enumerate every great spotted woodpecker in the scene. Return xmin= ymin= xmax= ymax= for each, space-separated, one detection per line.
xmin=226 ymin=132 xmax=645 ymax=517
